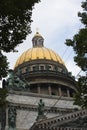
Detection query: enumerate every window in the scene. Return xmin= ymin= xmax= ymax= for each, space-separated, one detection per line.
xmin=48 ymin=65 xmax=52 ymax=70
xmin=21 ymin=67 xmax=26 ymax=73
xmin=58 ymin=67 xmax=62 ymax=72
xmin=32 ymin=66 xmax=37 ymax=71
xmin=53 ymin=65 xmax=57 ymax=71
xmin=40 ymin=65 xmax=45 ymax=70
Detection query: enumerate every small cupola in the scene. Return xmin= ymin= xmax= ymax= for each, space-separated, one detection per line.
xmin=32 ymin=32 xmax=44 ymax=47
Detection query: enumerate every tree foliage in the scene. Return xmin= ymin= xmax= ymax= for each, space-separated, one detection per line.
xmin=0 ymin=88 xmax=8 ymax=108
xmin=0 ymin=0 xmax=40 ymax=78
xmin=65 ymin=0 xmax=87 ymax=108
xmin=0 ymin=88 xmax=8 ymax=130
xmin=65 ymin=1 xmax=87 ymax=71
xmin=0 ymin=52 xmax=8 ymax=79
xmin=74 ymin=76 xmax=87 ymax=108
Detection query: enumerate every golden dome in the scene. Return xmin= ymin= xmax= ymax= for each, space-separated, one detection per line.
xmin=14 ymin=47 xmax=65 ymax=68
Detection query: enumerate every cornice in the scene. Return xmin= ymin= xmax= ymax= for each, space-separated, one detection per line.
xmin=8 ymin=90 xmax=74 ymax=101
xmin=7 ymin=102 xmax=75 ymax=114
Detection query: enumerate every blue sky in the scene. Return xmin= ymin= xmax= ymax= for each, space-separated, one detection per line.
xmin=3 ymin=0 xmax=85 ymax=78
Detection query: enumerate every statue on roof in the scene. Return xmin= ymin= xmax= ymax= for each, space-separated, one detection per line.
xmin=7 ymin=70 xmax=14 ymax=88
xmin=36 ymin=99 xmax=46 ymax=121
xmin=5 ymin=69 xmax=30 ymax=91
xmin=38 ymin=99 xmax=45 ymax=116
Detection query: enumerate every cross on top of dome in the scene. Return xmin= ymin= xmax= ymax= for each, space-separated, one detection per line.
xmin=32 ymin=31 xmax=44 ymax=48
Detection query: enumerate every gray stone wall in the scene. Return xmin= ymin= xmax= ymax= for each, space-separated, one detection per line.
xmin=16 ymin=110 xmax=37 ymax=130
xmin=6 ymin=92 xmax=80 ymax=109
xmin=5 ymin=92 xmax=80 ymax=130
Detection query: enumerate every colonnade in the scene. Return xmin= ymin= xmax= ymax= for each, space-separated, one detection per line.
xmin=35 ymin=84 xmax=71 ymax=97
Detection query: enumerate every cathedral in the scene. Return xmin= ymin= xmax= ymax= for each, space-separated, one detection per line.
xmin=3 ymin=32 xmax=87 ymax=130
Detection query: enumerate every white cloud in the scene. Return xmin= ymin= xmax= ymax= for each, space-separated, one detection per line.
xmin=66 ymin=60 xmax=81 ymax=77
xmin=31 ymin=0 xmax=82 ymax=34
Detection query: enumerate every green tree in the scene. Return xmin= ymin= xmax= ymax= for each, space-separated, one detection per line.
xmin=0 ymin=0 xmax=40 ymax=78
xmin=65 ymin=1 xmax=87 ymax=71
xmin=65 ymin=0 xmax=87 ymax=108
xmin=0 ymin=52 xmax=9 ymax=79
xmin=0 ymin=88 xmax=8 ymax=108
xmin=74 ymin=76 xmax=87 ymax=108
xmin=0 ymin=88 xmax=8 ymax=130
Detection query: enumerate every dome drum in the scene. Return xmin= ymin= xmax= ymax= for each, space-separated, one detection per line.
xmin=14 ymin=59 xmax=68 ymax=75
xmin=14 ymin=59 xmax=77 ymax=97
xmin=14 ymin=59 xmax=76 ymax=85
xmin=16 ymin=66 xmax=76 ymax=86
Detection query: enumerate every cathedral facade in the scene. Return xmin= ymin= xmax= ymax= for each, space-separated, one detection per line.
xmin=5 ymin=32 xmax=87 ymax=130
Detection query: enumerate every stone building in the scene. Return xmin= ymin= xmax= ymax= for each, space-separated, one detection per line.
xmin=5 ymin=32 xmax=87 ymax=130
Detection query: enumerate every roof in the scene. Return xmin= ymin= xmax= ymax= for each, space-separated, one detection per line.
xmin=30 ymin=109 xmax=87 ymax=130
xmin=14 ymin=47 xmax=65 ymax=68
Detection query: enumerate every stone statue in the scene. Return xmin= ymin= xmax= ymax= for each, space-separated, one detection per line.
xmin=36 ymin=99 xmax=46 ymax=121
xmin=7 ymin=70 xmax=15 ymax=88
xmin=6 ymin=69 xmax=30 ymax=91
xmin=8 ymin=106 xmax=17 ymax=130
xmin=38 ymin=99 xmax=45 ymax=116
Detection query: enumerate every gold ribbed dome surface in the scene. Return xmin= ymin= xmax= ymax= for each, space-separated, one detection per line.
xmin=14 ymin=47 xmax=65 ymax=68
